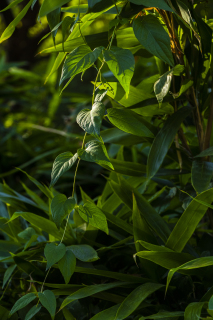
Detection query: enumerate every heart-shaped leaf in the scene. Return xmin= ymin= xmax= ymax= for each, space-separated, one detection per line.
xmin=76 ymin=102 xmax=105 ymax=137
xmin=51 ymin=194 xmax=76 ymax=228
xmin=44 ymin=242 xmax=66 ymax=270
xmin=58 ymin=249 xmax=76 ymax=284
xmin=50 ymin=152 xmax=78 ymax=187
xmin=38 ymin=290 xmax=56 ymax=319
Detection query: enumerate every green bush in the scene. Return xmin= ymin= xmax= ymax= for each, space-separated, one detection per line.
xmin=1 ymin=0 xmax=213 ymax=319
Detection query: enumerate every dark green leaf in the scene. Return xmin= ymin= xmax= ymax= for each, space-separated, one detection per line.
xmin=90 ymin=304 xmax=120 ymax=320
xmin=133 ymin=15 xmax=174 ymax=66
xmin=50 ymin=152 xmax=78 ymax=187
xmin=51 ymin=194 xmax=76 ymax=228
xmin=67 ymin=245 xmax=99 ymax=262
xmin=25 ymin=305 xmax=42 ymax=320
xmin=195 ymin=146 xmax=213 ymax=158
xmin=38 ymin=290 xmax=56 ymax=319
xmin=76 ymin=102 xmax=105 ymax=137
xmin=46 ymin=8 xmax=61 ymax=45
xmin=2 ymin=264 xmax=16 ymax=289
xmin=58 ymin=250 xmax=76 ymax=284
xmin=44 ymin=242 xmax=66 ymax=270
xmin=147 ymin=107 xmax=192 ymax=179
xmin=103 ymin=47 xmax=135 ymax=96
xmin=9 ymin=293 xmax=37 ymax=316
xmin=192 ymin=161 xmax=213 ymax=194
xmin=140 ymin=310 xmax=184 ymax=319
xmin=39 ymin=0 xmax=70 ymax=17
xmin=129 ymin=0 xmax=173 ymax=12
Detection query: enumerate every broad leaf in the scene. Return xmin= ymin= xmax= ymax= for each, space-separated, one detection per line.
xmin=76 ymin=102 xmax=105 ymax=137
xmin=38 ymin=290 xmax=56 ymax=319
xmin=51 ymin=194 xmax=76 ymax=228
xmin=115 ymin=283 xmax=164 ymax=320
xmin=77 ymin=140 xmax=113 ymax=169
xmin=78 ymin=202 xmax=108 ymax=234
xmin=0 ymin=0 xmax=33 ymax=43
xmin=9 ymin=293 xmax=37 ymax=316
xmin=25 ymin=305 xmax=42 ymax=320
xmin=44 ymin=242 xmax=66 ymax=270
xmin=166 ymin=188 xmax=213 ymax=252
xmin=129 ymin=0 xmax=173 ymax=12
xmin=60 ymin=45 xmax=103 ymax=90
xmin=50 ymin=152 xmax=78 ymax=187
xmin=107 ymin=108 xmax=154 ymax=138
xmin=184 ymin=302 xmax=206 ymax=320
xmin=67 ymin=244 xmax=99 ymax=262
xmin=103 ymin=47 xmax=135 ymax=96
xmin=133 ymin=15 xmax=174 ymax=66
xmin=39 ymin=0 xmax=70 ymax=17
xmin=192 ymin=161 xmax=213 ymax=194
xmin=58 ymin=250 xmax=76 ymax=284
xmin=147 ymin=107 xmax=192 ymax=179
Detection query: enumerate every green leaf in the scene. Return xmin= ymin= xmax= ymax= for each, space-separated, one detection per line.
xmin=129 ymin=0 xmax=173 ymax=12
xmin=58 ymin=250 xmax=76 ymax=284
xmin=195 ymin=146 xmax=213 ymax=158
xmin=51 ymin=194 xmax=76 ymax=229
xmin=172 ymin=79 xmax=193 ymax=99
xmin=107 ymin=108 xmax=154 ymax=138
xmin=77 ymin=140 xmax=114 ymax=170
xmin=167 ymin=256 xmax=213 ymax=291
xmin=103 ymin=47 xmax=135 ymax=97
xmin=67 ymin=244 xmax=99 ymax=262
xmin=25 ymin=305 xmax=42 ymax=320
xmin=154 ymin=69 xmax=173 ymax=104
xmin=184 ymin=302 xmax=206 ymax=320
xmin=90 ymin=304 xmax=120 ymax=320
xmin=166 ymin=188 xmax=213 ymax=252
xmin=0 ymin=0 xmax=33 ymax=43
xmin=115 ymin=283 xmax=164 ymax=320
xmin=46 ymin=8 xmax=61 ymax=45
xmin=9 ymin=293 xmax=37 ymax=316
xmin=44 ymin=242 xmax=66 ymax=270
xmin=192 ymin=161 xmax=213 ymax=194
xmin=62 ymin=308 xmax=76 ymax=320
xmin=78 ymin=202 xmax=109 ymax=234
xmin=0 ymin=0 xmax=24 ymax=12
xmin=76 ymin=102 xmax=105 ymax=137
xmin=94 ymin=89 xmax=108 ymax=102
xmin=50 ymin=152 xmax=78 ymax=187
xmin=60 ymin=45 xmax=103 ymax=90
xmin=61 ymin=16 xmax=74 ymax=50
xmin=60 ymin=282 xmax=130 ymax=310
xmin=2 ymin=264 xmax=16 ymax=289
xmin=140 ymin=310 xmax=184 ymax=319
xmin=13 ymin=256 xmax=44 ymax=276
xmin=38 ymin=290 xmax=56 ymax=319
xmin=39 ymin=0 xmax=70 ymax=17
xmin=147 ymin=107 xmax=192 ymax=179
xmin=133 ymin=15 xmax=174 ymax=66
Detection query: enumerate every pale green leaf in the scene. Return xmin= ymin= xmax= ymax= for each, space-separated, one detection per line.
xmin=154 ymin=69 xmax=173 ymax=104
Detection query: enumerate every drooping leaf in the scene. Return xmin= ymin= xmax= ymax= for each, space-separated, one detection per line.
xmin=78 ymin=202 xmax=109 ymax=234
xmin=46 ymin=8 xmax=61 ymax=45
xmin=154 ymin=69 xmax=173 ymax=104
xmin=44 ymin=242 xmax=66 ymax=270
xmin=103 ymin=47 xmax=135 ymax=96
xmin=166 ymin=188 xmax=213 ymax=252
xmin=24 ymin=305 xmax=42 ymax=320
xmin=2 ymin=264 xmax=16 ymax=289
xmin=76 ymin=102 xmax=105 ymax=137
xmin=107 ymin=108 xmax=154 ymax=138
xmin=39 ymin=0 xmax=70 ymax=17
xmin=115 ymin=283 xmax=164 ymax=320
xmin=128 ymin=0 xmax=173 ymax=12
xmin=60 ymin=282 xmax=130 ymax=310
xmin=0 ymin=0 xmax=33 ymax=43
xmin=38 ymin=290 xmax=56 ymax=319
xmin=58 ymin=250 xmax=76 ymax=284
xmin=9 ymin=293 xmax=37 ymax=316
xmin=133 ymin=15 xmax=174 ymax=66
xmin=67 ymin=244 xmax=99 ymax=262
xmin=77 ymin=140 xmax=114 ymax=169
xmin=50 ymin=152 xmax=78 ymax=187
xmin=184 ymin=302 xmax=206 ymax=320
xmin=191 ymin=161 xmax=213 ymax=194
xmin=51 ymin=194 xmax=76 ymax=228
xmin=147 ymin=107 xmax=192 ymax=179
xmin=0 ymin=0 xmax=24 ymax=12
xmin=60 ymin=45 xmax=103 ymax=90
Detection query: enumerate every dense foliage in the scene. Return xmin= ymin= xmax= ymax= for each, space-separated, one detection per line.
xmin=1 ymin=0 xmax=213 ymax=319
